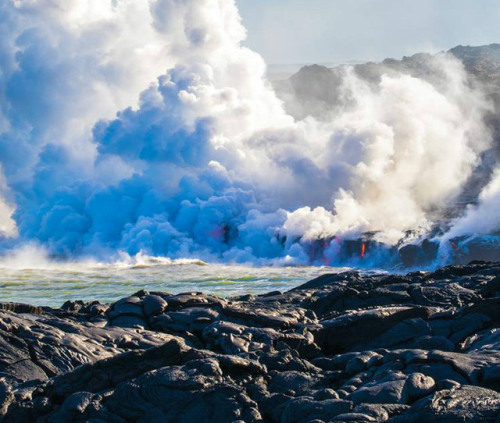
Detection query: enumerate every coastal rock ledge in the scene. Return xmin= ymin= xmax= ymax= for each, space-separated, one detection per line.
xmin=1 ymin=262 xmax=500 ymax=422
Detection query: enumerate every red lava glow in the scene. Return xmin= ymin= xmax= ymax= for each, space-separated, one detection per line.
xmin=361 ymin=243 xmax=366 ymax=258
xmin=209 ymin=226 xmax=226 ymax=240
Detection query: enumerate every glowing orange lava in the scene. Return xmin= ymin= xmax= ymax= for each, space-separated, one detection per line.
xmin=361 ymin=243 xmax=366 ymax=258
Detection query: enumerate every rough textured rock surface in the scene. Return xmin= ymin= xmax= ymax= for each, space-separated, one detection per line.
xmin=0 ymin=262 xmax=500 ymax=422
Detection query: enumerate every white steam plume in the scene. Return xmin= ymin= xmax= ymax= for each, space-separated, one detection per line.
xmin=0 ymin=0 xmax=495 ymax=265
xmin=281 ymin=59 xmax=492 ymax=245
xmin=442 ymin=168 xmax=500 ymax=240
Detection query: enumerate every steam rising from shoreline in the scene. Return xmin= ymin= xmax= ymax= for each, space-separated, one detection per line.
xmin=0 ymin=0 xmax=496 ymax=265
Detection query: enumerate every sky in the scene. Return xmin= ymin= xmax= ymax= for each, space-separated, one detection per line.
xmin=236 ymin=0 xmax=500 ymax=65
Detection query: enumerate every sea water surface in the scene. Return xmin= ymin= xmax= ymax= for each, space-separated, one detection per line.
xmin=0 ymin=255 xmax=351 ymax=307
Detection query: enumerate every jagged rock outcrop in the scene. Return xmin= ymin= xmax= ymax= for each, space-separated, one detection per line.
xmin=0 ymin=261 xmax=500 ymax=421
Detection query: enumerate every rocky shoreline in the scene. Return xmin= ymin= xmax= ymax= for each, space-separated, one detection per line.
xmin=0 ymin=262 xmax=499 ymax=422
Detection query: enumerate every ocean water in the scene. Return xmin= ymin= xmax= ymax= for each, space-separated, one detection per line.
xmin=0 ymin=255 xmax=349 ymax=307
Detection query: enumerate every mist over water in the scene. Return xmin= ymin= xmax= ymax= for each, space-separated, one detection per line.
xmin=0 ymin=0 xmax=498 ymax=269
xmin=0 ymin=246 xmax=348 ymax=306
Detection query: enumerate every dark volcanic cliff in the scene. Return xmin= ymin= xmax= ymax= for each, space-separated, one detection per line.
xmin=0 ymin=262 xmax=499 ymax=422
xmin=275 ymin=44 xmax=500 ymax=119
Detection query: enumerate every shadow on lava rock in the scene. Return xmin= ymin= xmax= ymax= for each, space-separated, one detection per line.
xmin=0 ymin=261 xmax=500 ymax=422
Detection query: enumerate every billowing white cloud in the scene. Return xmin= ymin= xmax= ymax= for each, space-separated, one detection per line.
xmin=0 ymin=0 xmax=495 ymax=265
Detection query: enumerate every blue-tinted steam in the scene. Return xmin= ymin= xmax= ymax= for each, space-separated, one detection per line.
xmin=11 ymin=66 xmax=283 ymax=261
xmin=0 ymin=0 xmax=495 ymax=267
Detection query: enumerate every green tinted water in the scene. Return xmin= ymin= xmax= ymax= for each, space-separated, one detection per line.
xmin=0 ymin=259 xmax=348 ymax=307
